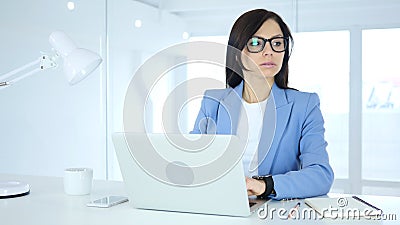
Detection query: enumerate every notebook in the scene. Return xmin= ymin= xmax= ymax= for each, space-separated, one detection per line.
xmin=304 ymin=196 xmax=383 ymax=218
xmin=112 ymin=132 xmax=268 ymax=217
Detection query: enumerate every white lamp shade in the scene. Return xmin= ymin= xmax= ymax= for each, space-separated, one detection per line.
xmin=49 ymin=31 xmax=77 ymax=57
xmin=49 ymin=31 xmax=102 ymax=85
xmin=63 ymin=48 xmax=102 ymax=85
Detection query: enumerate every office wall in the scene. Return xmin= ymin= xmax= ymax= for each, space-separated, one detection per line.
xmin=0 ymin=0 xmax=107 ymax=178
xmin=0 ymin=0 xmax=187 ymax=179
xmin=106 ymin=0 xmax=187 ymax=179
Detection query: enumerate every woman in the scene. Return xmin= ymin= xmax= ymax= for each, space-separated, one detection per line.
xmin=191 ymin=9 xmax=334 ymax=200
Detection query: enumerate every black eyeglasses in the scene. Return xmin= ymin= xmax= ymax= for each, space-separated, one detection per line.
xmin=246 ymin=36 xmax=289 ymax=53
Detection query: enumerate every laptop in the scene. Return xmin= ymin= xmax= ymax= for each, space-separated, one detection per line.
xmin=112 ymin=132 xmax=268 ymax=217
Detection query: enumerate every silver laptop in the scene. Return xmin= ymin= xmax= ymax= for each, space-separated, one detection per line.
xmin=112 ymin=132 xmax=268 ymax=217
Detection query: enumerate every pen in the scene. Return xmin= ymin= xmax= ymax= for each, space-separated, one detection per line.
xmin=352 ymin=196 xmax=382 ymax=212
xmin=288 ymin=202 xmax=301 ymax=219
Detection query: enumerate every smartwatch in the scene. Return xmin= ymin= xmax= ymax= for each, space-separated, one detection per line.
xmin=252 ymin=175 xmax=275 ymax=199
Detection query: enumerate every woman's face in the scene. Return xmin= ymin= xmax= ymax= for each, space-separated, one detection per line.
xmin=241 ymin=19 xmax=285 ymax=80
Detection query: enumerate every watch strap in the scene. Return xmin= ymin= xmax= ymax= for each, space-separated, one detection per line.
xmin=252 ymin=175 xmax=274 ymax=199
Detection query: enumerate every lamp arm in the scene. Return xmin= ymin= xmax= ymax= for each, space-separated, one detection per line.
xmin=0 ymin=58 xmax=41 ymax=81
xmin=0 ymin=54 xmax=57 ymax=88
xmin=7 ymin=67 xmax=42 ymax=85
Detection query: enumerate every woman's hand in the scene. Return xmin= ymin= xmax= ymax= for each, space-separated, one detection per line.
xmin=245 ymin=177 xmax=266 ymax=196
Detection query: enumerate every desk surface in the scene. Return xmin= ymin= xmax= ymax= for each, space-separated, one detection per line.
xmin=0 ymin=173 xmax=398 ymax=225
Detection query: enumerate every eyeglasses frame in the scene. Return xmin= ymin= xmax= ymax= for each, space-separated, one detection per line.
xmin=246 ymin=36 xmax=289 ymax=53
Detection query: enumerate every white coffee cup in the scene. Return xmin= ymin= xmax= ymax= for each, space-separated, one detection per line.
xmin=64 ymin=168 xmax=93 ymax=195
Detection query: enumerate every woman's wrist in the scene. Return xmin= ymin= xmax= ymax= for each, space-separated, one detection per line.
xmin=252 ymin=175 xmax=274 ymax=199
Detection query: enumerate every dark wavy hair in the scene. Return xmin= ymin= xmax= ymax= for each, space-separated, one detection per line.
xmin=226 ymin=9 xmax=293 ymax=89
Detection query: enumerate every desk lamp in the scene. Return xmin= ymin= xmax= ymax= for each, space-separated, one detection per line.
xmin=0 ymin=31 xmax=102 ymax=198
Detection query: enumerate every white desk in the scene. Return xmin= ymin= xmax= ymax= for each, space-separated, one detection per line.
xmin=1 ymin=173 xmax=399 ymax=225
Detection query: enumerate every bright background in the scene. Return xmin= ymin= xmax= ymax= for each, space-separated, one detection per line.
xmin=0 ymin=0 xmax=399 ymax=196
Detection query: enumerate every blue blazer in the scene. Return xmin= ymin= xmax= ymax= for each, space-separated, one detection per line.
xmin=191 ymin=82 xmax=334 ymax=200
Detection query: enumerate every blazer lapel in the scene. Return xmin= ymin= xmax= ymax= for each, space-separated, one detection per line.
xmin=258 ymin=83 xmax=293 ymax=175
xmin=216 ymin=83 xmax=243 ymax=134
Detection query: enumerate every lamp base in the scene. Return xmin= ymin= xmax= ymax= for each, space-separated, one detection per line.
xmin=0 ymin=181 xmax=30 ymax=199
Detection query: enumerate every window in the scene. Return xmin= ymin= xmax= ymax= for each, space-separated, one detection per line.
xmin=362 ymin=28 xmax=400 ymax=183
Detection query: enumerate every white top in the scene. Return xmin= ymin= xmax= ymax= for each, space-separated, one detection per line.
xmin=237 ymin=98 xmax=268 ymax=177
